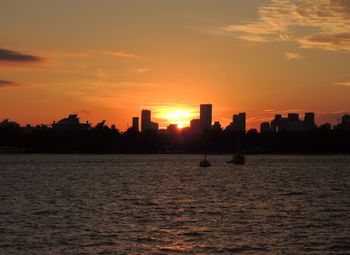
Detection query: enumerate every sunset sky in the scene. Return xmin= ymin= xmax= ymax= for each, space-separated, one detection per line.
xmin=0 ymin=0 xmax=349 ymax=130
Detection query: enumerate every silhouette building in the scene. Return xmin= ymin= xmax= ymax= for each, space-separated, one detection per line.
xmin=247 ymin=128 xmax=258 ymax=134
xmin=271 ymin=114 xmax=282 ymax=132
xmin=320 ymin=123 xmax=332 ymax=130
xmin=95 ymin=120 xmax=106 ymax=128
xmin=190 ymin=119 xmax=201 ymax=133
xmin=0 ymin=119 xmax=20 ymax=128
xmin=141 ymin=110 xmax=151 ymax=132
xmin=212 ymin=121 xmax=222 ymax=131
xmin=238 ymin=112 xmax=246 ymax=132
xmin=141 ymin=110 xmax=151 ymax=126
xmin=52 ymin=114 xmax=91 ymax=130
xmin=304 ymin=112 xmax=316 ymax=131
xmin=141 ymin=110 xmax=158 ymax=132
xmin=167 ymin=124 xmax=178 ymax=133
xmin=227 ymin=112 xmax=246 ymax=133
xmin=260 ymin=122 xmax=271 ymax=133
xmin=132 ymin=117 xmax=139 ymax=132
xmin=334 ymin=114 xmax=350 ymax=131
xmin=287 ymin=113 xmax=302 ymax=132
xmin=271 ymin=114 xmax=300 ymax=132
xmin=342 ymin=114 xmax=350 ymax=125
xmin=270 ymin=112 xmax=317 ymax=133
xmin=200 ymin=104 xmax=212 ymax=131
xmin=288 ymin=113 xmax=299 ymax=122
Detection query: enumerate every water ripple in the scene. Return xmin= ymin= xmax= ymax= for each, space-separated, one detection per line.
xmin=0 ymin=154 xmax=349 ymax=254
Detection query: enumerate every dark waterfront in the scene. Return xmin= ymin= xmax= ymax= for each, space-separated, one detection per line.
xmin=0 ymin=155 xmax=349 ymax=254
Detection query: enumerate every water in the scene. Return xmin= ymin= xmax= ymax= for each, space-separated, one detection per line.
xmin=0 ymin=155 xmax=349 ymax=254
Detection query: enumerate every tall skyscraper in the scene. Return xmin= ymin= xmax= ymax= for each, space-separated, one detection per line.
xmin=141 ymin=110 xmax=151 ymax=132
xmin=231 ymin=112 xmax=246 ymax=132
xmin=238 ymin=112 xmax=246 ymax=133
xmin=132 ymin=117 xmax=139 ymax=132
xmin=304 ymin=112 xmax=314 ymax=123
xmin=304 ymin=112 xmax=316 ymax=131
xmin=200 ymin=104 xmax=212 ymax=131
xmin=233 ymin=114 xmax=239 ymax=125
xmin=141 ymin=109 xmax=159 ymax=132
xmin=271 ymin=114 xmax=282 ymax=132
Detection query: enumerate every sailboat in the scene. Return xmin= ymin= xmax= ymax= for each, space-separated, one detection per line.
xmin=226 ymin=153 xmax=245 ymax=164
xmin=227 ymin=131 xmax=246 ymax=165
xmin=200 ymin=153 xmax=211 ymax=167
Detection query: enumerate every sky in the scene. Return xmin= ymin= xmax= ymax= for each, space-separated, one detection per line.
xmin=0 ymin=0 xmax=349 ymax=130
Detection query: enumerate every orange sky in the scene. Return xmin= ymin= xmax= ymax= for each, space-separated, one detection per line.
xmin=0 ymin=0 xmax=349 ymax=130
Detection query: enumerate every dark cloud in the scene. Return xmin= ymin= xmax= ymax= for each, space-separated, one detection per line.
xmin=0 ymin=80 xmax=20 ymax=88
xmin=0 ymin=48 xmax=43 ymax=63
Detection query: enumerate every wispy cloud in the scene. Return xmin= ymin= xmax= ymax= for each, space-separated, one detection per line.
xmin=0 ymin=47 xmax=139 ymax=73
xmin=99 ymin=51 xmax=138 ymax=59
xmin=224 ymin=0 xmax=350 ymax=52
xmin=0 ymin=48 xmax=43 ymax=63
xmin=318 ymin=110 xmax=349 ymax=115
xmin=261 ymin=109 xmax=307 ymax=115
xmin=0 ymin=80 xmax=21 ymax=88
xmin=248 ymin=116 xmax=272 ymax=121
xmin=334 ymin=81 xmax=350 ymax=87
xmin=42 ymin=49 xmax=139 ymax=59
xmin=285 ymin=52 xmax=304 ymax=61
xmin=134 ymin=68 xmax=151 ymax=74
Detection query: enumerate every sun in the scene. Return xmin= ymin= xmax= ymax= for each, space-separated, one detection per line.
xmin=155 ymin=106 xmax=196 ymax=128
xmin=164 ymin=110 xmax=192 ymax=128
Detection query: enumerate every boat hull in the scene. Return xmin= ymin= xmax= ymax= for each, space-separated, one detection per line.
xmin=226 ymin=154 xmax=245 ymax=165
xmin=199 ymin=160 xmax=211 ymax=167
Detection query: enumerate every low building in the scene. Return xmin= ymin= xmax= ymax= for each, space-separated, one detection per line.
xmin=167 ymin=124 xmax=178 ymax=133
xmin=334 ymin=114 xmax=350 ymax=131
xmin=212 ymin=121 xmax=222 ymax=131
xmin=260 ymin=122 xmax=271 ymax=133
xmin=190 ymin=119 xmax=201 ymax=133
xmin=52 ymin=114 xmax=91 ymax=130
xmin=0 ymin=119 xmax=20 ymax=128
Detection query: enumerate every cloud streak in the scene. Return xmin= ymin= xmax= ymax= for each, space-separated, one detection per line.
xmin=99 ymin=51 xmax=138 ymax=59
xmin=0 ymin=80 xmax=20 ymax=88
xmin=0 ymin=48 xmax=43 ymax=63
xmin=334 ymin=81 xmax=350 ymax=87
xmin=285 ymin=52 xmax=304 ymax=61
xmin=42 ymin=50 xmax=139 ymax=59
xmin=225 ymin=0 xmax=350 ymax=52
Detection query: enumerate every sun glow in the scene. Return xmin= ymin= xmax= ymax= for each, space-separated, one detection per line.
xmin=155 ymin=106 xmax=197 ymax=128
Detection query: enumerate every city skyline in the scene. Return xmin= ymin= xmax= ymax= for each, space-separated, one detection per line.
xmin=1 ymin=106 xmax=349 ymax=131
xmin=0 ymin=1 xmax=350 ymax=130
xmin=2 ymin=103 xmax=349 ymax=133
xmin=2 ymin=103 xmax=350 ymax=155
xmin=1 ymin=2 xmax=350 ymax=254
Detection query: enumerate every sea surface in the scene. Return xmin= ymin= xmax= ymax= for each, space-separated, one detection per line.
xmin=0 ymin=155 xmax=349 ymax=254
